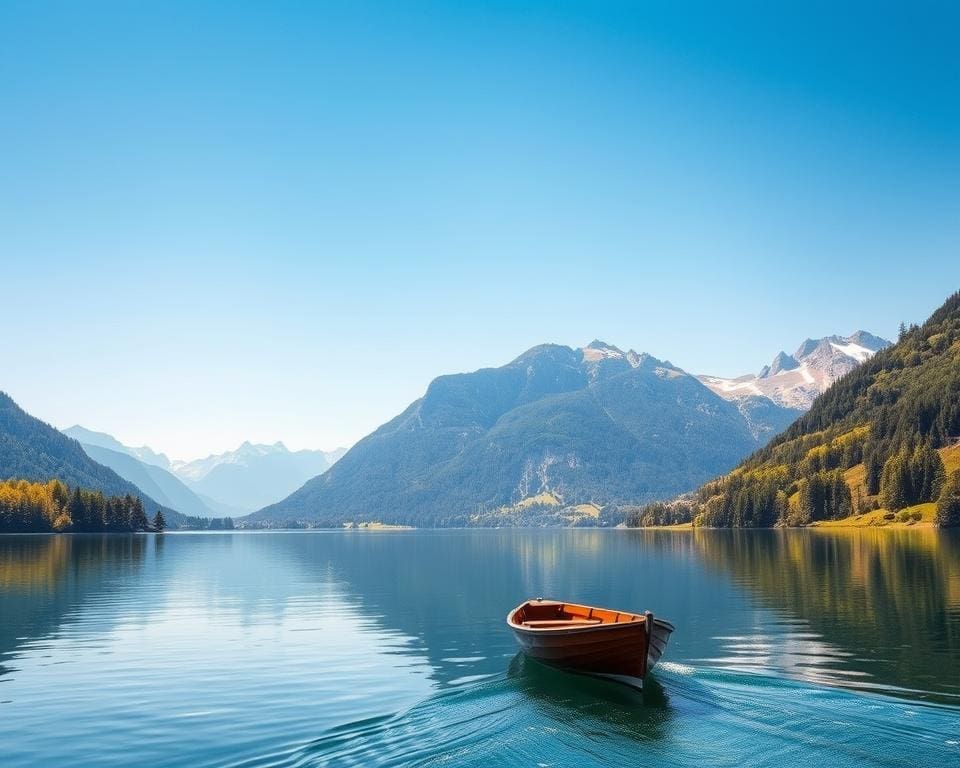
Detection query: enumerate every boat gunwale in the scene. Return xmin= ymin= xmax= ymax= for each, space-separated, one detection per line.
xmin=506 ymin=599 xmax=675 ymax=635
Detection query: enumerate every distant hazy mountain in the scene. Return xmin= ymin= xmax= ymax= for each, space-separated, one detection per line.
xmin=66 ymin=428 xmax=345 ymax=516
xmin=64 ymin=425 xmax=172 ymax=469
xmin=698 ymin=331 xmax=891 ymax=411
xmin=171 ymin=442 xmax=346 ymax=514
xmin=251 ymin=341 xmax=798 ymax=527
xmin=68 ymin=440 xmax=214 ymax=519
xmin=0 ymin=393 xmax=194 ymax=526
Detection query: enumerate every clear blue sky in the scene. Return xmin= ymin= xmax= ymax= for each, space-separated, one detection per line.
xmin=2 ymin=1 xmax=957 ymax=459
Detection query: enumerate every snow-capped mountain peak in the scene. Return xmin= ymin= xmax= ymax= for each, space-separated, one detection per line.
xmin=170 ymin=441 xmax=334 ymax=481
xmin=581 ymin=340 xmax=626 ymax=361
xmin=698 ymin=331 xmax=891 ymax=411
xmin=762 ymin=351 xmax=799 ymax=378
xmin=578 ymin=342 xmax=678 ymax=384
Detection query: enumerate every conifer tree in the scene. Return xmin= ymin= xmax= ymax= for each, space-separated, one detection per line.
xmin=67 ymin=488 xmax=87 ymax=531
xmin=153 ymin=510 xmax=166 ymax=532
xmin=830 ymin=471 xmax=853 ymax=519
xmin=880 ymin=452 xmax=911 ymax=511
xmin=51 ymin=480 xmax=69 ymax=510
xmin=934 ymin=470 xmax=960 ymax=527
xmin=864 ymin=445 xmax=883 ymax=495
xmin=131 ymin=497 xmax=148 ymax=530
xmin=910 ymin=443 xmax=946 ymax=503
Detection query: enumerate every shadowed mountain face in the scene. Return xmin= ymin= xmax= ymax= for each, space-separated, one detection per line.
xmin=251 ymin=342 xmax=791 ymax=526
xmin=0 ymin=393 xmax=191 ymax=525
xmin=63 ymin=425 xmax=171 ymax=469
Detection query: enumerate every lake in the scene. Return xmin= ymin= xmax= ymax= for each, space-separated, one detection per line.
xmin=1 ymin=529 xmax=959 ymax=766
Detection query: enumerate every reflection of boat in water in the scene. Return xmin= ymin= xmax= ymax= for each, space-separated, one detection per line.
xmin=507 ymin=598 xmax=674 ymax=690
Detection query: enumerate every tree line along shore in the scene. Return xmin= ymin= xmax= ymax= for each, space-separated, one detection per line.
xmin=0 ymin=478 xmax=166 ymax=533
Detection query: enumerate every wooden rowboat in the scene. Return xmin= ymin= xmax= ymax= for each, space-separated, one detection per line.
xmin=507 ymin=598 xmax=674 ymax=690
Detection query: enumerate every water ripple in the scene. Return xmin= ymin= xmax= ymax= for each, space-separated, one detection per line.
xmin=231 ymin=661 xmax=960 ymax=768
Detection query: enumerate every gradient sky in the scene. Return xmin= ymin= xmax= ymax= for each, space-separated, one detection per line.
xmin=2 ymin=1 xmax=958 ymax=459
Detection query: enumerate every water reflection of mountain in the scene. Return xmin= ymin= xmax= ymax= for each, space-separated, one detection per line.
xmin=0 ymin=535 xmax=153 ymax=675
xmin=266 ymin=530 xmax=736 ymax=688
xmin=690 ymin=528 xmax=960 ymax=702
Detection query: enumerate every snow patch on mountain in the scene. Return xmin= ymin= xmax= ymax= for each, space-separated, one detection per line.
xmin=581 ymin=341 xmax=626 ymax=362
xmin=829 ymin=341 xmax=873 ymax=363
xmin=701 ymin=376 xmax=763 ymax=396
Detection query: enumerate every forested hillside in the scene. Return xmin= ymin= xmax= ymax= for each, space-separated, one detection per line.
xmin=0 ymin=393 xmax=201 ymax=528
xmin=633 ymin=291 xmax=960 ymax=527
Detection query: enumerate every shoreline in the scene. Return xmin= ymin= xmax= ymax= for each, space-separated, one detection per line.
xmin=3 ymin=522 xmax=946 ymax=535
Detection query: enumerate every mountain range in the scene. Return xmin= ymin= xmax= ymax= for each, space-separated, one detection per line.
xmin=2 ymin=327 xmax=889 ymax=530
xmin=251 ymin=341 xmax=809 ymax=526
xmin=64 ymin=427 xmax=346 ymax=517
xmin=254 ymin=331 xmax=891 ymax=527
xmin=170 ymin=442 xmax=346 ymax=514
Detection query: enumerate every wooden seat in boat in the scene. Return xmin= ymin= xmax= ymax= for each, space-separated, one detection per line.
xmin=521 ymin=618 xmax=602 ymax=628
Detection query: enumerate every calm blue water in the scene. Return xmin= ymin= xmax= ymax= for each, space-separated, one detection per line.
xmin=1 ymin=529 xmax=959 ymax=767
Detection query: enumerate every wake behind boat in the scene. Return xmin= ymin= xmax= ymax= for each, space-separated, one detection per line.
xmin=507 ymin=598 xmax=674 ymax=690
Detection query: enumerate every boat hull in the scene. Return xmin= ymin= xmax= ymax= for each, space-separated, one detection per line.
xmin=507 ymin=599 xmax=674 ymax=689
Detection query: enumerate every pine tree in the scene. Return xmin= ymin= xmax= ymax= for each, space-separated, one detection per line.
xmin=934 ymin=470 xmax=960 ymax=527
xmin=801 ymin=474 xmax=817 ymax=520
xmin=829 ymin=471 xmax=853 ymax=519
xmin=880 ymin=452 xmax=911 ymax=511
xmin=90 ymin=492 xmax=108 ymax=531
xmin=864 ymin=446 xmax=883 ymax=496
xmin=51 ymin=480 xmax=69 ymax=510
xmin=910 ymin=443 xmax=946 ymax=503
xmin=153 ymin=510 xmax=166 ymax=532
xmin=131 ymin=497 xmax=148 ymax=530
xmin=67 ymin=488 xmax=87 ymax=531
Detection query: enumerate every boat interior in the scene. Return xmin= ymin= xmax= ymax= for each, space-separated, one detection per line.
xmin=512 ymin=600 xmax=644 ymax=629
